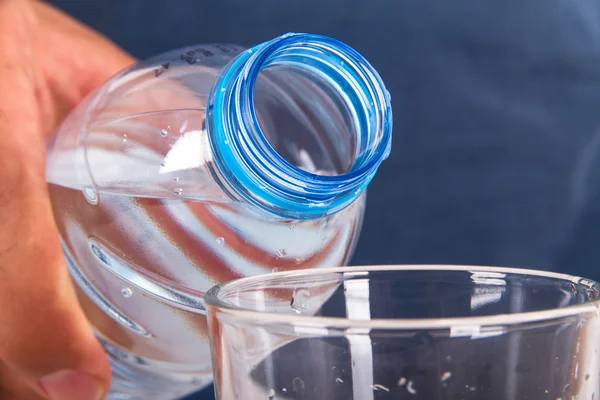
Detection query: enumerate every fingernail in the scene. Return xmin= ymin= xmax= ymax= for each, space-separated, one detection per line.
xmin=39 ymin=370 xmax=104 ymax=400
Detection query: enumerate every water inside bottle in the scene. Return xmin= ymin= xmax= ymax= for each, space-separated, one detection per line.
xmin=47 ymin=107 xmax=365 ymax=395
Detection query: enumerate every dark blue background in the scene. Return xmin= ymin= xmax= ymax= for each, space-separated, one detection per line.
xmin=49 ymin=1 xmax=600 ymax=398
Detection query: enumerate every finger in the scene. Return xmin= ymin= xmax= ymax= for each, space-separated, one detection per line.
xmin=0 ymin=362 xmax=46 ymax=400
xmin=33 ymin=0 xmax=136 ymax=134
xmin=0 ymin=1 xmax=110 ymax=400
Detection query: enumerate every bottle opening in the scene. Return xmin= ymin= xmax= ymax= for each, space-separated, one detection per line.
xmin=253 ymin=62 xmax=357 ymax=176
xmin=208 ymin=33 xmax=392 ymax=219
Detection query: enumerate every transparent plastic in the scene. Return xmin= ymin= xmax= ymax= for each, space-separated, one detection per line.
xmin=206 ymin=265 xmax=600 ymax=400
xmin=45 ymin=33 xmax=392 ymax=399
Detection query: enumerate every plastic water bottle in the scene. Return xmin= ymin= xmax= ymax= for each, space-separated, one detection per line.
xmin=45 ymin=33 xmax=392 ymax=400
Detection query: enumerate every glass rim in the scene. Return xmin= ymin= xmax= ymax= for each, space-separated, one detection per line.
xmin=205 ymin=265 xmax=600 ymax=330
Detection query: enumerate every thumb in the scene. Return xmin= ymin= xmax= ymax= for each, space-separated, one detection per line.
xmin=0 ymin=1 xmax=110 ymax=400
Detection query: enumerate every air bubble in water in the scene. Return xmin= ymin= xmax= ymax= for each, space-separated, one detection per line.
xmin=174 ymin=188 xmax=183 ymax=195
xmin=290 ymin=224 xmax=296 ymax=230
xmin=160 ymin=129 xmax=168 ymax=137
xmin=291 ymin=290 xmax=310 ymax=314
xmin=216 ymin=237 xmax=225 ymax=245
xmin=174 ymin=176 xmax=180 ymax=182
xmin=268 ymin=388 xmax=275 ymax=399
xmin=275 ymin=249 xmax=288 ymax=258
xmin=335 ymin=377 xmax=344 ymax=385
xmin=371 ymin=384 xmax=390 ymax=392
xmin=121 ymin=288 xmax=133 ymax=298
xmin=179 ymin=120 xmax=189 ymax=133
xmin=281 ymin=388 xmax=287 ymax=394
xmin=134 ymin=355 xmax=147 ymax=365
xmin=82 ymin=186 xmax=99 ymax=205
xmin=123 ymin=134 xmax=127 ymax=143
xmin=397 ymin=377 xmax=407 ymax=387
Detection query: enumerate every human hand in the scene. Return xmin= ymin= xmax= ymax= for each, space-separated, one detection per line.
xmin=0 ymin=1 xmax=134 ymax=399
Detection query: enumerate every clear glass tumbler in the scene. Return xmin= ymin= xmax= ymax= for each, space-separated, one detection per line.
xmin=205 ymin=265 xmax=600 ymax=399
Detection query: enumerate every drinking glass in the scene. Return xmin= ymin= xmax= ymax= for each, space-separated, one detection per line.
xmin=205 ymin=265 xmax=600 ymax=399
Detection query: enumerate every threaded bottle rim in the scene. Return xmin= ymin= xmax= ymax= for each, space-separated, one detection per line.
xmin=207 ymin=33 xmax=392 ymax=220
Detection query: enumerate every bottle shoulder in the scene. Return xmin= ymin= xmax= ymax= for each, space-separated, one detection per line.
xmin=95 ymin=43 xmax=246 ymax=120
xmin=46 ymin=43 xmax=247 ymax=204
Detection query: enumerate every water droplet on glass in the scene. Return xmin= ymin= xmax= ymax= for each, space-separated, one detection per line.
xmin=335 ymin=377 xmax=344 ymax=385
xmin=465 ymin=385 xmax=476 ymax=392
xmin=281 ymin=388 xmax=287 ymax=394
xmin=406 ymin=380 xmax=417 ymax=395
xmin=397 ymin=377 xmax=407 ymax=387
xmin=216 ymin=237 xmax=225 ymax=245
xmin=275 ymin=249 xmax=288 ymax=258
xmin=291 ymin=289 xmax=310 ymax=314
xmin=121 ymin=288 xmax=133 ymax=298
xmin=292 ymin=377 xmax=304 ymax=393
xmin=371 ymin=384 xmax=390 ymax=392
xmin=441 ymin=371 xmax=452 ymax=383
xmin=586 ymin=373 xmax=591 ymax=381
xmin=268 ymin=388 xmax=275 ymax=399
xmin=174 ymin=188 xmax=183 ymax=195
xmin=224 ymin=139 xmax=229 ymax=145
xmin=289 ymin=224 xmax=296 ymax=230
xmin=174 ymin=176 xmax=180 ymax=182
xmin=160 ymin=129 xmax=168 ymax=137
xmin=82 ymin=186 xmax=99 ymax=205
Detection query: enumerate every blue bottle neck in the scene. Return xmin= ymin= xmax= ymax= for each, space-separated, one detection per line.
xmin=206 ymin=33 xmax=392 ymax=220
